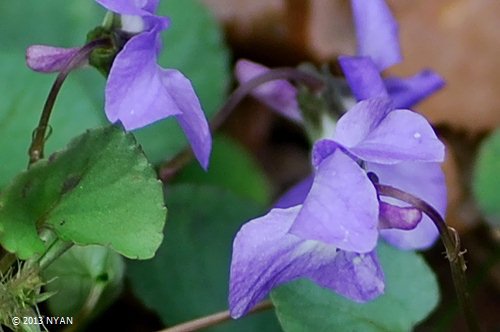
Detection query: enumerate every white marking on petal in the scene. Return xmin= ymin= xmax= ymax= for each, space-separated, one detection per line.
xmin=293 ymin=240 xmax=338 ymax=260
xmin=121 ymin=15 xmax=145 ymax=33
xmin=352 ymin=254 xmax=366 ymax=265
xmin=414 ymin=132 xmax=421 ymax=139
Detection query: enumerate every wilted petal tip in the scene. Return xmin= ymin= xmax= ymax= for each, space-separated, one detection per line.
xmin=26 ymin=45 xmax=83 ymax=73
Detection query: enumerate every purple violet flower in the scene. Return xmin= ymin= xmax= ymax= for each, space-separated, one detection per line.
xmin=229 ymin=90 xmax=445 ymax=317
xmin=26 ymin=0 xmax=211 ymax=168
xmin=229 ymin=0 xmax=448 ymax=318
xmin=234 ymin=0 xmax=444 ymax=116
xmin=338 ymin=56 xmax=447 ymax=249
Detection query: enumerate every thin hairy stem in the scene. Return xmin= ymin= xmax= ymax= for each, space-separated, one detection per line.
xmin=28 ymin=38 xmax=111 ymax=166
xmin=157 ymin=300 xmax=273 ymax=332
xmin=159 ymin=68 xmax=324 ymax=182
xmin=375 ymin=183 xmax=480 ymax=332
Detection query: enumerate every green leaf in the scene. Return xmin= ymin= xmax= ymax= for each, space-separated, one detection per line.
xmin=0 ymin=0 xmax=230 ymax=171
xmin=0 ymin=126 xmax=165 ymax=260
xmin=473 ymin=128 xmax=500 ymax=227
xmin=0 ymin=2 xmax=106 ymax=188
xmin=0 ymin=1 xmax=104 ymax=50
xmin=127 ymin=185 xmax=281 ymax=331
xmin=174 ymin=135 xmax=272 ymax=206
xmin=134 ymin=0 xmax=231 ymax=164
xmin=271 ymin=241 xmax=440 ymax=332
xmin=43 ymin=245 xmax=125 ymax=320
xmin=0 ymin=51 xmax=106 ymax=189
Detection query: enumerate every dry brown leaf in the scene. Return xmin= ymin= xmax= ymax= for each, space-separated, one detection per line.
xmin=386 ymin=0 xmax=500 ymax=131
xmin=200 ymin=0 xmax=355 ymax=64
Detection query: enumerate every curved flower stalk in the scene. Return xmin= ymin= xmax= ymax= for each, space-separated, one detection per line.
xmin=26 ymin=0 xmax=211 ymax=169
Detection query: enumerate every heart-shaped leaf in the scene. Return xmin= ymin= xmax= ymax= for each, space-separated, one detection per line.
xmin=0 ymin=126 xmax=166 ymax=260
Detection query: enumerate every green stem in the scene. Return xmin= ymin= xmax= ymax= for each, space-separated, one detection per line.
xmin=37 ymin=239 xmax=73 ymax=271
xmin=25 ymin=230 xmax=73 ymax=271
xmin=157 ymin=300 xmax=273 ymax=332
xmin=102 ymin=11 xmax=121 ymax=30
xmin=159 ymin=68 xmax=324 ymax=182
xmin=375 ymin=183 xmax=481 ymax=332
xmin=28 ymin=38 xmax=111 ymax=166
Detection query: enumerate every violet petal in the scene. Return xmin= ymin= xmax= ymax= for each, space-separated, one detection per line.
xmin=104 ymin=27 xmax=182 ymax=130
xmin=368 ymin=161 xmax=446 ymax=249
xmin=235 ymin=59 xmax=302 ymax=123
xmin=162 ymin=69 xmax=212 ymax=169
xmin=333 ymin=97 xmax=393 ymax=148
xmin=229 ymin=206 xmax=384 ymax=318
xmin=378 ymin=201 xmax=422 ymax=230
xmin=311 ymin=139 xmax=342 ymax=168
xmin=289 ymin=150 xmax=379 ymax=253
xmin=350 ymin=0 xmax=402 ymax=71
xmin=95 ymin=0 xmax=159 ymax=15
xmin=338 ymin=56 xmax=389 ymax=101
xmin=384 ymin=69 xmax=446 ymax=109
xmin=273 ymin=175 xmax=314 ymax=209
xmin=26 ymin=45 xmax=82 ymax=73
xmin=348 ymin=109 xmax=445 ymax=164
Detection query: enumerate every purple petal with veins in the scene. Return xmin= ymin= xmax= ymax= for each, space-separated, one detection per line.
xmin=350 ymin=0 xmax=402 ymax=71
xmin=162 ymin=69 xmax=212 ymax=169
xmin=339 ymin=56 xmax=389 ymax=101
xmin=229 ymin=206 xmax=384 ymax=318
xmin=384 ymin=69 xmax=445 ymax=109
xmin=290 ymin=150 xmax=379 ymax=253
xmin=378 ymin=202 xmax=422 ymax=230
xmin=26 ymin=45 xmax=83 ymax=73
xmin=347 ymin=109 xmax=445 ymax=164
